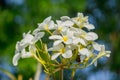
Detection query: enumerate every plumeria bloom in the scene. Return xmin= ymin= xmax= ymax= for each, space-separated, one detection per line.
xmin=98 ymin=45 xmax=111 ymax=57
xmin=72 ymin=12 xmax=95 ymax=30
xmin=73 ymin=28 xmax=98 ymax=46
xmin=49 ymin=29 xmax=73 ymax=46
xmin=33 ymin=16 xmax=56 ymax=35
xmin=13 ymin=12 xmax=111 ymax=74
xmin=48 ymin=43 xmax=72 ymax=60
xmin=13 ymin=31 xmax=44 ymax=66
xmin=53 ymin=20 xmax=74 ymax=34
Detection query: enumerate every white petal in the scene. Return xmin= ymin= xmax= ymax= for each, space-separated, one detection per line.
xmin=63 ymin=21 xmax=74 ymax=27
xmin=73 ymin=38 xmax=86 ymax=46
xmin=13 ymin=53 xmax=21 ymax=66
xmin=92 ymin=42 xmax=101 ymax=51
xmin=44 ymin=16 xmax=51 ymax=23
xmin=62 ymin=50 xmax=72 ymax=58
xmin=21 ymin=33 xmax=34 ymax=44
xmin=53 ymin=40 xmax=62 ymax=46
xmin=32 ymin=28 xmax=40 ymax=35
xmin=29 ymin=45 xmax=37 ymax=52
xmin=65 ymin=39 xmax=72 ymax=44
xmin=51 ymin=53 xmax=61 ymax=60
xmin=84 ymin=23 xmax=95 ymax=30
xmin=48 ymin=43 xmax=64 ymax=51
xmin=49 ymin=35 xmax=62 ymax=40
xmin=38 ymin=23 xmax=44 ymax=30
xmin=21 ymin=52 xmax=32 ymax=58
xmin=32 ymin=32 xmax=45 ymax=43
xmin=49 ymin=21 xmax=56 ymax=29
xmin=60 ymin=16 xmax=70 ymax=21
xmin=79 ymin=48 xmax=91 ymax=57
xmin=101 ymin=45 xmax=105 ymax=51
xmin=105 ymin=51 xmax=111 ymax=57
xmin=77 ymin=12 xmax=84 ymax=18
xmin=85 ymin=32 xmax=98 ymax=41
xmin=80 ymin=55 xmax=86 ymax=62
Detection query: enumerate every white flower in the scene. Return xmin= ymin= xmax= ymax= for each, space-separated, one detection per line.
xmin=13 ymin=31 xmax=44 ymax=66
xmin=48 ymin=43 xmax=72 ymax=60
xmin=53 ymin=20 xmax=74 ymax=34
xmin=33 ymin=16 xmax=56 ymax=35
xmin=49 ymin=29 xmax=73 ymax=46
xmin=72 ymin=12 xmax=95 ymax=30
xmin=73 ymin=29 xmax=98 ymax=46
xmin=99 ymin=45 xmax=111 ymax=57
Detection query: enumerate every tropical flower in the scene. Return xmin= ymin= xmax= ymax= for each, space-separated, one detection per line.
xmin=13 ymin=12 xmax=111 ymax=74
xmin=49 ymin=29 xmax=73 ymax=46
xmin=73 ymin=28 xmax=98 ymax=46
xmin=48 ymin=43 xmax=72 ymax=60
xmin=72 ymin=12 xmax=95 ymax=30
xmin=53 ymin=20 xmax=74 ymax=34
xmin=33 ymin=16 xmax=56 ymax=35
xmin=13 ymin=31 xmax=44 ymax=66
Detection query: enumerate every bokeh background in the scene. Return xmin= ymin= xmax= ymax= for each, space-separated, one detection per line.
xmin=0 ymin=0 xmax=120 ymax=80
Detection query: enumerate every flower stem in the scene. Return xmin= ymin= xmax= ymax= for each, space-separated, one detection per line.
xmin=60 ymin=69 xmax=63 ymax=80
xmin=71 ymin=69 xmax=76 ymax=80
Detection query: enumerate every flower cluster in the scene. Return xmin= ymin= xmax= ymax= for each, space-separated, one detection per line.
xmin=13 ymin=13 xmax=111 ymax=74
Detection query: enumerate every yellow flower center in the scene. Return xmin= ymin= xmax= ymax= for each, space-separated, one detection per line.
xmin=59 ymin=48 xmax=65 ymax=54
xmin=81 ymin=33 xmax=86 ymax=38
xmin=58 ymin=26 xmax=63 ymax=32
xmin=75 ymin=17 xmax=87 ymax=23
xmin=62 ymin=36 xmax=68 ymax=42
xmin=44 ymin=24 xmax=49 ymax=30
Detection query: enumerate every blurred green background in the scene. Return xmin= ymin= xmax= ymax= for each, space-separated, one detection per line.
xmin=0 ymin=0 xmax=120 ymax=80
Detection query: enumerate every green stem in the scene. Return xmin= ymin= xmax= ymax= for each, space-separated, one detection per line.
xmin=71 ymin=69 xmax=76 ymax=80
xmin=60 ymin=69 xmax=63 ymax=80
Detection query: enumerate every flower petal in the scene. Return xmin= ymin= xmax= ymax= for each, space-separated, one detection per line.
xmin=62 ymin=50 xmax=72 ymax=58
xmin=92 ymin=42 xmax=101 ymax=51
xmin=73 ymin=38 xmax=86 ymax=46
xmin=65 ymin=39 xmax=72 ymax=44
xmin=21 ymin=52 xmax=32 ymax=58
xmin=84 ymin=23 xmax=95 ymax=30
xmin=85 ymin=32 xmax=98 ymax=41
xmin=44 ymin=16 xmax=51 ymax=23
xmin=48 ymin=43 xmax=64 ymax=51
xmin=13 ymin=53 xmax=21 ymax=66
xmin=49 ymin=35 xmax=62 ymax=40
xmin=60 ymin=16 xmax=70 ymax=21
xmin=32 ymin=32 xmax=45 ymax=43
xmin=79 ymin=48 xmax=91 ymax=57
xmin=53 ymin=40 xmax=62 ymax=46
xmin=105 ymin=51 xmax=111 ymax=57
xmin=51 ymin=53 xmax=61 ymax=60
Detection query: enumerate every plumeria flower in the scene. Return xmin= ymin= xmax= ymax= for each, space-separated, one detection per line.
xmin=33 ymin=16 xmax=56 ymax=35
xmin=49 ymin=29 xmax=73 ymax=46
xmin=13 ymin=31 xmax=44 ymax=66
xmin=13 ymin=12 xmax=111 ymax=72
xmin=48 ymin=43 xmax=72 ymax=60
xmin=89 ymin=45 xmax=111 ymax=66
xmin=72 ymin=12 xmax=95 ymax=30
xmin=53 ymin=20 xmax=74 ymax=34
xmin=73 ymin=28 xmax=98 ymax=46
xmin=98 ymin=45 xmax=111 ymax=57
xmin=78 ymin=46 xmax=91 ymax=57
